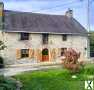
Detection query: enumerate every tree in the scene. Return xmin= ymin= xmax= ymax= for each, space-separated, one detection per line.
xmin=0 ymin=40 xmax=6 ymax=68
xmin=89 ymin=31 xmax=94 ymax=57
xmin=0 ymin=40 xmax=6 ymax=50
xmin=62 ymin=48 xmax=84 ymax=73
xmin=89 ymin=31 xmax=94 ymax=52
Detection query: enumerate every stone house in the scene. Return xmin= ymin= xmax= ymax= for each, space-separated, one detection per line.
xmin=0 ymin=3 xmax=89 ymax=66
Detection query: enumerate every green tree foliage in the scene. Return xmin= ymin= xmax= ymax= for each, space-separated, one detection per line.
xmin=89 ymin=31 xmax=94 ymax=52
xmin=0 ymin=40 xmax=6 ymax=68
xmin=0 ymin=40 xmax=6 ymax=50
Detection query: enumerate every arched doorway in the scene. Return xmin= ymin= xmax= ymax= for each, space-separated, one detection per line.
xmin=42 ymin=48 xmax=49 ymax=61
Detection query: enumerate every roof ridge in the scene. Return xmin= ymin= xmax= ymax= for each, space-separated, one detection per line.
xmin=4 ymin=10 xmax=66 ymax=16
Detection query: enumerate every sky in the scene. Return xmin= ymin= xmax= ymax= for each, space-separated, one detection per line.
xmin=2 ymin=0 xmax=94 ymax=31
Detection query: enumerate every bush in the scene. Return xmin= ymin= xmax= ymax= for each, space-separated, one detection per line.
xmin=0 ymin=76 xmax=19 ymax=90
xmin=0 ymin=75 xmax=4 ymax=83
xmin=62 ymin=48 xmax=84 ymax=73
xmin=0 ymin=57 xmax=4 ymax=68
xmin=84 ymin=67 xmax=94 ymax=75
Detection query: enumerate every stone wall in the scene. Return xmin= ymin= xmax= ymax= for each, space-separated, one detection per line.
xmin=0 ymin=32 xmax=88 ymax=65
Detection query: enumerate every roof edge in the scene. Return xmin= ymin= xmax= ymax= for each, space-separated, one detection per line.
xmin=3 ymin=31 xmax=88 ymax=36
xmin=4 ymin=10 xmax=67 ymax=16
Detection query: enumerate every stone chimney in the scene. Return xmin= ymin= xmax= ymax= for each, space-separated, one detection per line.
xmin=65 ymin=8 xmax=73 ymax=18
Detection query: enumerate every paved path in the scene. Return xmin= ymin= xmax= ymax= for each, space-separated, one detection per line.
xmin=0 ymin=64 xmax=62 ymax=76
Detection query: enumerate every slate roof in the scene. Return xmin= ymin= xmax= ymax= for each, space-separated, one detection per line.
xmin=4 ymin=10 xmax=87 ymax=35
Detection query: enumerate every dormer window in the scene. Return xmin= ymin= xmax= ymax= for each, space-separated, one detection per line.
xmin=20 ymin=33 xmax=29 ymax=40
xmin=62 ymin=34 xmax=67 ymax=41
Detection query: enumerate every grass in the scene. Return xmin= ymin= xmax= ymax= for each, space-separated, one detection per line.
xmin=0 ymin=63 xmax=93 ymax=90
xmin=14 ymin=69 xmax=84 ymax=90
xmin=81 ymin=63 xmax=94 ymax=75
xmin=14 ymin=64 xmax=94 ymax=90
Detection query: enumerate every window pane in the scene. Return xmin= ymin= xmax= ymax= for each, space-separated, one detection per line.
xmin=21 ymin=49 xmax=29 ymax=58
xmin=21 ymin=33 xmax=29 ymax=40
xmin=42 ymin=34 xmax=48 ymax=44
xmin=61 ymin=48 xmax=67 ymax=56
xmin=62 ymin=35 xmax=67 ymax=41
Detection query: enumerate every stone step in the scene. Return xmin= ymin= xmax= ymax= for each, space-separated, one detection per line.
xmin=6 ymin=61 xmax=62 ymax=68
xmin=2 ymin=64 xmax=62 ymax=76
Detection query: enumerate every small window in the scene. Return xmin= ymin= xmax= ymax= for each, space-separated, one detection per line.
xmin=61 ymin=48 xmax=67 ymax=56
xmin=42 ymin=34 xmax=48 ymax=44
xmin=62 ymin=35 xmax=67 ymax=41
xmin=20 ymin=33 xmax=29 ymax=40
xmin=21 ymin=49 xmax=29 ymax=58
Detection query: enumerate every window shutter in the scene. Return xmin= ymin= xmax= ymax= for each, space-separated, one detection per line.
xmin=52 ymin=48 xmax=56 ymax=59
xmin=34 ymin=49 xmax=42 ymax=61
xmin=34 ymin=49 xmax=37 ymax=60
xmin=36 ymin=49 xmax=39 ymax=61
xmin=49 ymin=48 xmax=60 ymax=61
xmin=37 ymin=49 xmax=42 ymax=62
xmin=29 ymin=49 xmax=34 ymax=58
xmin=55 ymin=48 xmax=58 ymax=59
xmin=58 ymin=48 xmax=61 ymax=57
xmin=16 ymin=49 xmax=21 ymax=59
xmin=49 ymin=49 xmax=52 ymax=61
xmin=50 ymin=49 xmax=54 ymax=61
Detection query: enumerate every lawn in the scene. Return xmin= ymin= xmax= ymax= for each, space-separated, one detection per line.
xmin=14 ymin=64 xmax=94 ymax=90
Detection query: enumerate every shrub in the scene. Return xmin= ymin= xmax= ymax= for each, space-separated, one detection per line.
xmin=0 ymin=76 xmax=20 ymax=90
xmin=0 ymin=75 xmax=4 ymax=83
xmin=0 ymin=56 xmax=4 ymax=68
xmin=62 ymin=48 xmax=84 ymax=73
xmin=84 ymin=67 xmax=94 ymax=75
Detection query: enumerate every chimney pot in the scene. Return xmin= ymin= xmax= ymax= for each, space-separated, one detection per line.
xmin=65 ymin=8 xmax=73 ymax=18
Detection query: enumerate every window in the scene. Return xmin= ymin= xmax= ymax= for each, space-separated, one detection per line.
xmin=20 ymin=33 xmax=29 ymax=40
xmin=42 ymin=34 xmax=48 ymax=44
xmin=21 ymin=49 xmax=29 ymax=58
xmin=62 ymin=34 xmax=67 ymax=41
xmin=42 ymin=48 xmax=49 ymax=55
xmin=61 ymin=48 xmax=67 ymax=56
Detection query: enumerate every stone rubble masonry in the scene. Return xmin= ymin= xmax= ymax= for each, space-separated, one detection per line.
xmin=0 ymin=32 xmax=88 ymax=65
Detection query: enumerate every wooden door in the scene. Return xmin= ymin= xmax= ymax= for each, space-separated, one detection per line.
xmin=42 ymin=48 xmax=49 ymax=61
